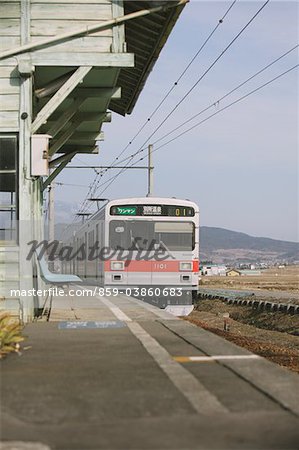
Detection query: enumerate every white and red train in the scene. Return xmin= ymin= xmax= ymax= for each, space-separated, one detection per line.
xmin=63 ymin=197 xmax=199 ymax=313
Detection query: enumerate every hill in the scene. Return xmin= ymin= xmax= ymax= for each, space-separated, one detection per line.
xmin=200 ymin=227 xmax=299 ymax=264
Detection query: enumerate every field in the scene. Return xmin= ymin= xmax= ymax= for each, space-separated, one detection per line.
xmin=199 ymin=265 xmax=299 ymax=292
xmin=186 ymin=265 xmax=299 ymax=373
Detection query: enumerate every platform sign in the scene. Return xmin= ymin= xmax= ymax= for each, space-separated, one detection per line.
xmin=58 ymin=321 xmax=126 ymax=329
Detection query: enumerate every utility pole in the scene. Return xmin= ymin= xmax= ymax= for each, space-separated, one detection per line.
xmin=147 ymin=144 xmax=154 ymax=197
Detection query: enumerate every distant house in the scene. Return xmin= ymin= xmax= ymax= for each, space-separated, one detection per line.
xmin=201 ymin=265 xmax=227 ymax=276
xmin=226 ymin=269 xmax=241 ymax=277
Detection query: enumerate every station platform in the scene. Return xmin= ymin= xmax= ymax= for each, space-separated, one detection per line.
xmin=1 ymin=291 xmax=299 ymax=450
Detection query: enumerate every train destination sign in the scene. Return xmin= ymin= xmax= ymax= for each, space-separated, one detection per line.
xmin=114 ymin=206 xmax=137 ymax=215
xmin=110 ymin=204 xmax=195 ymax=217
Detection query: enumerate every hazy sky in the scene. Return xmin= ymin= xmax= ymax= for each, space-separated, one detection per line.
xmin=56 ymin=0 xmax=298 ymax=242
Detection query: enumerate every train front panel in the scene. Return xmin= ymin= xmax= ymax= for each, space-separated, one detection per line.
xmin=103 ymin=198 xmax=199 ymax=308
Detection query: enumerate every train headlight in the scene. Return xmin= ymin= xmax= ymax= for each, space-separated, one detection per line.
xmin=111 ymin=261 xmax=125 ymax=271
xmin=180 ymin=262 xmax=192 ymax=271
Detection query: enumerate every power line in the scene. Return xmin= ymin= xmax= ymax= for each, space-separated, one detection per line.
xmin=94 ymin=63 xmax=299 ymax=197
xmin=135 ymin=0 xmax=270 ymax=152
xmin=75 ymin=0 xmax=238 ymax=215
xmin=88 ymin=0 xmax=271 ymax=202
xmin=150 ymin=44 xmax=299 ymax=147
xmin=96 ymin=42 xmax=298 ymax=175
xmin=125 ymin=0 xmax=238 ymax=144
xmin=134 ymin=64 xmax=299 ymax=161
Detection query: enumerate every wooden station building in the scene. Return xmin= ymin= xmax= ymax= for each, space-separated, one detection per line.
xmin=0 ymin=0 xmax=187 ymax=321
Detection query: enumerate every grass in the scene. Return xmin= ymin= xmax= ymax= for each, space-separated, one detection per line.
xmin=0 ymin=312 xmax=25 ymax=359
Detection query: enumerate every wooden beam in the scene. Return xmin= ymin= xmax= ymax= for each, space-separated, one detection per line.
xmin=72 ymin=112 xmax=112 ymax=122
xmin=62 ymin=142 xmax=100 ymax=147
xmin=31 ymin=66 xmax=92 ymax=134
xmin=71 ymin=87 xmax=121 ymax=99
xmin=35 ymin=70 xmax=76 ymax=98
xmin=49 ymin=118 xmax=85 ymax=156
xmin=66 ymin=139 xmax=100 ymax=145
xmin=68 ymin=131 xmax=104 ymax=141
xmin=41 ymin=87 xmax=121 ymax=99
xmin=31 ymin=52 xmax=134 ymax=67
xmin=49 ymin=153 xmax=72 ymax=169
xmin=43 ymin=153 xmax=76 ymax=190
xmin=47 ymin=111 xmax=111 ymax=124
xmin=46 ymin=98 xmax=85 ymax=138
xmin=58 ymin=145 xmax=98 ymax=154
xmin=112 ymin=0 xmax=125 ymax=53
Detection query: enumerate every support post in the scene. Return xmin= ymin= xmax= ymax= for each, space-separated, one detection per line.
xmin=43 ymin=153 xmax=76 ymax=191
xmin=18 ymin=0 xmax=34 ymax=322
xmin=31 ymin=66 xmax=92 ymax=134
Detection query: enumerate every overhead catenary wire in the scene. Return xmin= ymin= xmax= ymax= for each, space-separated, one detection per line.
xmin=83 ymin=0 xmax=271 ymax=206
xmin=74 ymin=0 xmax=238 ymax=216
xmin=132 ymin=64 xmax=299 ymax=164
xmin=120 ymin=0 xmax=238 ymax=147
xmin=134 ymin=0 xmax=270 ymax=152
xmin=88 ymin=42 xmax=298 ymax=171
xmin=95 ymin=36 xmax=297 ymax=170
xmin=146 ymin=44 xmax=299 ymax=148
xmin=91 ymin=63 xmax=298 ymax=199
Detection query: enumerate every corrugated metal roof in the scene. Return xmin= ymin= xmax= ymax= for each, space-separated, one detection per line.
xmin=109 ymin=0 xmax=186 ymax=115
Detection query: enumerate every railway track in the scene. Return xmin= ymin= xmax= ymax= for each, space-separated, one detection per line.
xmin=197 ymin=288 xmax=299 ymax=315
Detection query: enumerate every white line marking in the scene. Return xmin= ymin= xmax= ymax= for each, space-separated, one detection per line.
xmin=117 ymin=294 xmax=179 ymax=320
xmin=99 ymin=296 xmax=228 ymax=415
xmin=100 ymin=297 xmax=132 ymax=322
xmin=192 ymin=355 xmax=260 ymax=361
xmin=176 ymin=355 xmax=261 ymax=362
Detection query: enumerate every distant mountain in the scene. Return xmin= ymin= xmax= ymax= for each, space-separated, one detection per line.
xmin=199 ymin=227 xmax=299 ymax=264
xmin=54 ymin=223 xmax=299 ymax=264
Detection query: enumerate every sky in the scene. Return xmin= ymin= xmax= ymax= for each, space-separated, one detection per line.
xmin=55 ymin=0 xmax=298 ymax=242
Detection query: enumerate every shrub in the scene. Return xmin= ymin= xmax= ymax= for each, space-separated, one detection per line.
xmin=0 ymin=313 xmax=25 ymax=359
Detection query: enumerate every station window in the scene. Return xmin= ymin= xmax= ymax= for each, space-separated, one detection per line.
xmin=0 ymin=135 xmax=18 ymax=243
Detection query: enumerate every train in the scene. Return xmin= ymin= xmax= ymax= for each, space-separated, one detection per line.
xmin=63 ymin=197 xmax=199 ymax=315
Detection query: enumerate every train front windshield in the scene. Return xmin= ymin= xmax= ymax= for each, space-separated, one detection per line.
xmin=109 ymin=220 xmax=194 ymax=251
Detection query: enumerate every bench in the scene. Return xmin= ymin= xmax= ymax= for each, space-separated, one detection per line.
xmin=35 ymin=251 xmax=82 ymax=320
